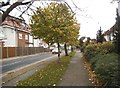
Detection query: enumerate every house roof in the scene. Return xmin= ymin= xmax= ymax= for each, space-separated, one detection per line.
xmin=1 ymin=20 xmax=20 ymax=28
xmin=103 ymin=30 xmax=110 ymax=35
xmin=103 ymin=24 xmax=116 ymax=36
xmin=91 ymin=39 xmax=96 ymax=41
xmin=0 ymin=15 xmax=31 ymax=33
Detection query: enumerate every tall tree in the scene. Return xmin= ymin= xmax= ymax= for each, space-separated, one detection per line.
xmin=96 ymin=27 xmax=104 ymax=43
xmin=64 ymin=23 xmax=80 ymax=55
xmin=113 ymin=8 xmax=120 ymax=54
xmin=30 ymin=2 xmax=79 ymax=62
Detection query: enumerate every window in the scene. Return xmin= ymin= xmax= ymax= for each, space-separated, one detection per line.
xmin=19 ymin=33 xmax=22 ymax=39
xmin=25 ymin=35 xmax=28 ymax=40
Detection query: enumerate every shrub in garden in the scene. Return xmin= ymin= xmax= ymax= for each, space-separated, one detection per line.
xmin=99 ymin=42 xmax=114 ymax=54
xmin=84 ymin=44 xmax=96 ymax=61
xmin=89 ymin=53 xmax=105 ymax=71
xmin=94 ymin=53 xmax=119 ymax=87
xmin=84 ymin=42 xmax=119 ymax=87
xmin=84 ymin=42 xmax=114 ymax=61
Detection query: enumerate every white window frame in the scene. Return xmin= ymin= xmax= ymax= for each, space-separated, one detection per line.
xmin=25 ymin=35 xmax=28 ymax=40
xmin=19 ymin=33 xmax=22 ymax=39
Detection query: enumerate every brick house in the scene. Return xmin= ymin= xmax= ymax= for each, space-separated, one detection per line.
xmin=0 ymin=15 xmax=33 ymax=47
xmin=17 ymin=22 xmax=31 ymax=47
xmin=0 ymin=15 xmax=48 ymax=48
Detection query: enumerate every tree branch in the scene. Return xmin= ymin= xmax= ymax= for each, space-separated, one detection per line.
xmin=15 ymin=7 xmax=32 ymax=16
xmin=19 ymin=2 xmax=33 ymax=17
xmin=2 ymin=1 xmax=31 ymax=22
xmin=0 ymin=0 xmax=10 ymax=8
xmin=64 ymin=1 xmax=74 ymax=14
xmin=0 ymin=9 xmax=4 ymax=13
xmin=71 ymin=0 xmax=83 ymax=12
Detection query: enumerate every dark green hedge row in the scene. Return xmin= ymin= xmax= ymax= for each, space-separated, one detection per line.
xmin=83 ymin=42 xmax=120 ymax=87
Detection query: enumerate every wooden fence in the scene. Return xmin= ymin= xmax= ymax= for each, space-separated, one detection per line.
xmin=1 ymin=47 xmax=50 ymax=59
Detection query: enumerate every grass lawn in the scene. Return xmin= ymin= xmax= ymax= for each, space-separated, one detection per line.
xmin=16 ymin=52 xmax=75 ymax=86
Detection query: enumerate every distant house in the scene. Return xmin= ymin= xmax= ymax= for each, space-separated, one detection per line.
xmin=33 ymin=38 xmax=41 ymax=47
xmin=90 ymin=39 xmax=97 ymax=44
xmin=39 ymin=39 xmax=48 ymax=48
xmin=103 ymin=3 xmax=119 ymax=42
xmin=103 ymin=25 xmax=116 ymax=42
xmin=103 ymin=30 xmax=112 ymax=41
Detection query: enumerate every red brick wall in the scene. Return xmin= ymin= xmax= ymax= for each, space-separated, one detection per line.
xmin=17 ymin=31 xmax=29 ymax=47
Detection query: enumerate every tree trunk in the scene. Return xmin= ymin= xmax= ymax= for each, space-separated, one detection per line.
xmin=71 ymin=46 xmax=74 ymax=52
xmin=57 ymin=43 xmax=60 ymax=63
xmin=64 ymin=43 xmax=68 ymax=56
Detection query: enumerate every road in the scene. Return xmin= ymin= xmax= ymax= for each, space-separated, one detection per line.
xmin=2 ymin=52 xmax=57 ymax=73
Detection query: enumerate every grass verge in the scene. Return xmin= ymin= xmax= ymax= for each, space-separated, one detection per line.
xmin=16 ymin=52 xmax=75 ymax=86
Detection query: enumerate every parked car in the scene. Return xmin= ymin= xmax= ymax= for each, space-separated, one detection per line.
xmin=50 ymin=46 xmax=54 ymax=52
xmin=52 ymin=48 xmax=61 ymax=54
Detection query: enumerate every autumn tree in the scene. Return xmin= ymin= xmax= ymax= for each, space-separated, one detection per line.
xmin=30 ymin=2 xmax=79 ymax=61
xmin=65 ymin=24 xmax=79 ymax=53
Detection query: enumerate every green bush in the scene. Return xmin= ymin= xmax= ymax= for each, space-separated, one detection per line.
xmin=84 ymin=42 xmax=114 ymax=62
xmin=84 ymin=44 xmax=97 ymax=61
xmin=98 ymin=42 xmax=114 ymax=54
xmin=94 ymin=53 xmax=120 ymax=87
xmin=89 ymin=53 xmax=105 ymax=71
xmin=84 ymin=42 xmax=119 ymax=87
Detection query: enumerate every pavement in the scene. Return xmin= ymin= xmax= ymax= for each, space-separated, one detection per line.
xmin=58 ymin=51 xmax=94 ymax=86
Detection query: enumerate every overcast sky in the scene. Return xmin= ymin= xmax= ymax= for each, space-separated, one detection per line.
xmin=1 ymin=0 xmax=118 ymax=39
xmin=66 ymin=0 xmax=118 ymax=39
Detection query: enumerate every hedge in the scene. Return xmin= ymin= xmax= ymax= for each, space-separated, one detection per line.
xmin=83 ymin=42 xmax=120 ymax=87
